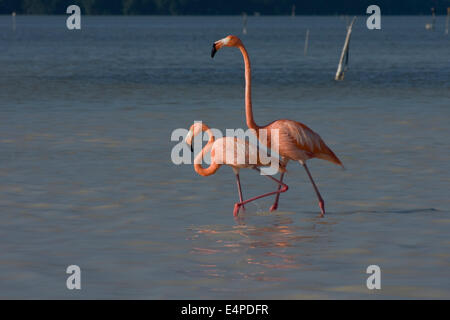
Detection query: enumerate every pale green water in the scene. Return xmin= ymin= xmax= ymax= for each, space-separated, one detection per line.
xmin=0 ymin=15 xmax=449 ymax=299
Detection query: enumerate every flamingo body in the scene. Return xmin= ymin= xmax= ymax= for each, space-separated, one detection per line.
xmin=210 ymin=137 xmax=279 ymax=172
xmin=262 ymin=119 xmax=343 ymax=166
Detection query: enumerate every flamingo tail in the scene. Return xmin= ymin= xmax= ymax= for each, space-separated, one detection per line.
xmin=316 ymin=142 xmax=344 ymax=169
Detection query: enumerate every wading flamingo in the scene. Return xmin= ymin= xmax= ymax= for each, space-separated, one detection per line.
xmin=211 ymin=35 xmax=343 ymax=217
xmin=185 ymin=122 xmax=288 ymax=216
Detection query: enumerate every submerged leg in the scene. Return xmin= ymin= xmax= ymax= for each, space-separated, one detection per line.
xmin=269 ymin=172 xmax=285 ymax=212
xmin=234 ymin=168 xmax=289 ymax=215
xmin=302 ymin=162 xmax=325 ymax=217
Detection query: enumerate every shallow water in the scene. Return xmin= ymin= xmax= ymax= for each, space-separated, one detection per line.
xmin=0 ymin=15 xmax=449 ymax=299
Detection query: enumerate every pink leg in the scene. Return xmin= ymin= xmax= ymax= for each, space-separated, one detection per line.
xmin=302 ymin=163 xmax=325 ymax=217
xmin=269 ymin=172 xmax=285 ymax=212
xmin=233 ymin=174 xmax=245 ymax=216
xmin=234 ymin=168 xmax=289 ymax=216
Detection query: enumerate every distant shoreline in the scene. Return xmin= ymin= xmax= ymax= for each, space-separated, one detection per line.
xmin=1 ymin=14 xmax=447 ymax=16
xmin=2 ymin=0 xmax=448 ymax=16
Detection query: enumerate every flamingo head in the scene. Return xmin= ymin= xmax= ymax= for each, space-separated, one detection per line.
xmin=211 ymin=35 xmax=242 ymax=58
xmin=185 ymin=122 xmax=204 ymax=152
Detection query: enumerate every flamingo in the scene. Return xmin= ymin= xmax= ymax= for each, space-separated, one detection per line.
xmin=211 ymin=35 xmax=343 ymax=217
xmin=185 ymin=122 xmax=288 ymax=216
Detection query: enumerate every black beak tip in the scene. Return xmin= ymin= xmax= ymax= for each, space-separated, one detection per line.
xmin=190 ymin=144 xmax=194 ymax=153
xmin=211 ymin=44 xmax=217 ymax=58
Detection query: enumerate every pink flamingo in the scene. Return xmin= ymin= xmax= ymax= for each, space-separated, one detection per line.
xmin=185 ymin=122 xmax=288 ymax=216
xmin=211 ymin=35 xmax=343 ymax=217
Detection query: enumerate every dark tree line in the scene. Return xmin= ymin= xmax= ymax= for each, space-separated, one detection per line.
xmin=1 ymin=0 xmax=449 ymax=15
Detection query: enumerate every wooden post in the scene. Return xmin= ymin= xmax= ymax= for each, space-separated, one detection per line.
xmin=304 ymin=29 xmax=309 ymax=56
xmin=335 ymin=17 xmax=356 ymax=81
xmin=446 ymin=7 xmax=450 ymax=35
xmin=12 ymin=12 xmax=16 ymax=31
xmin=426 ymin=7 xmax=436 ymax=30
xmin=432 ymin=7 xmax=436 ymax=30
xmin=242 ymin=12 xmax=247 ymax=35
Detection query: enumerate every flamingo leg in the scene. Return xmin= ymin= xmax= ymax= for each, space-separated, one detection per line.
xmin=302 ymin=163 xmax=325 ymax=217
xmin=233 ymin=173 xmax=245 ymax=216
xmin=234 ymin=168 xmax=289 ymax=216
xmin=269 ymin=172 xmax=285 ymax=212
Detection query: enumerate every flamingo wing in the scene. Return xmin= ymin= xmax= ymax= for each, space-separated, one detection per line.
xmin=212 ymin=137 xmax=282 ymax=169
xmin=212 ymin=137 xmax=257 ymax=167
xmin=272 ymin=120 xmax=343 ymax=166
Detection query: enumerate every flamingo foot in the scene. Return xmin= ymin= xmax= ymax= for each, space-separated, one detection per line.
xmin=319 ymin=200 xmax=325 ymax=217
xmin=233 ymin=203 xmax=241 ymax=217
xmin=269 ymin=203 xmax=278 ymax=212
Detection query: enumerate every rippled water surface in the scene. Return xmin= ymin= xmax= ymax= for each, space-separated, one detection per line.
xmin=0 ymin=15 xmax=449 ymax=299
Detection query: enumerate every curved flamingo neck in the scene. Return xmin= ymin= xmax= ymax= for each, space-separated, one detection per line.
xmin=238 ymin=44 xmax=259 ymax=130
xmin=193 ymin=124 xmax=220 ymax=176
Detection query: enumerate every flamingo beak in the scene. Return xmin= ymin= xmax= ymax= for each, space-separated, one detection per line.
xmin=185 ymin=130 xmax=194 ymax=152
xmin=211 ymin=43 xmax=217 ymax=58
xmin=211 ymin=40 xmax=224 ymax=58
